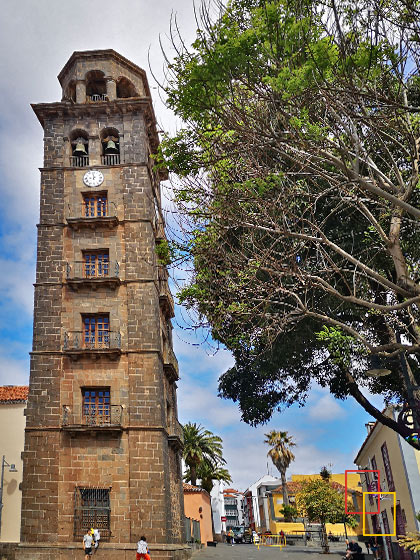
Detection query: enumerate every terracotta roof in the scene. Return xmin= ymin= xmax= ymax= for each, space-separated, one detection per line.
xmin=183 ymin=483 xmax=205 ymax=493
xmin=0 ymin=386 xmax=29 ymax=403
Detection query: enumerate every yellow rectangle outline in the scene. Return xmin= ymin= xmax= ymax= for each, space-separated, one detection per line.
xmin=362 ymin=492 xmax=396 ymax=536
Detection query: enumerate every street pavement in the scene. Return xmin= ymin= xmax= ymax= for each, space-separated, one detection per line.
xmin=193 ymin=542 xmax=348 ymax=560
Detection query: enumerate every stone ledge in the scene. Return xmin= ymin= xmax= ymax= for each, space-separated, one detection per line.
xmin=17 ymin=542 xmax=191 ymax=551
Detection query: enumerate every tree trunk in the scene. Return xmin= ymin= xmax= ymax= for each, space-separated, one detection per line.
xmin=321 ymin=521 xmax=330 ymax=554
xmin=281 ymin=470 xmax=289 ymax=507
xmin=191 ymin=465 xmax=197 ymax=486
xmin=345 ymin=371 xmax=420 ymax=450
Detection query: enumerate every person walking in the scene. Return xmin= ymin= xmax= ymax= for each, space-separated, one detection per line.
xmin=83 ymin=530 xmax=94 ymax=559
xmin=91 ymin=528 xmax=100 ymax=553
xmin=136 ymin=535 xmax=151 ymax=560
xmin=228 ymin=529 xmax=235 ymax=546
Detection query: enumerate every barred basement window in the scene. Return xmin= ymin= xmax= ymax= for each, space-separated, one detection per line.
xmin=74 ymin=487 xmax=111 ymax=540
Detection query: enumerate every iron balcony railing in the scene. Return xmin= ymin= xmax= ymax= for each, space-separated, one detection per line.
xmin=101 ymin=154 xmax=121 ymax=165
xmin=62 ymin=404 xmax=123 ymax=428
xmin=64 ymin=330 xmax=121 ymax=351
xmin=70 ymin=155 xmax=89 ymax=167
xmin=169 ymin=419 xmax=184 ymax=443
xmin=87 ymin=94 xmax=109 ymax=102
xmin=67 ymin=201 xmax=118 ymax=220
xmin=66 ymin=261 xmax=120 ymax=279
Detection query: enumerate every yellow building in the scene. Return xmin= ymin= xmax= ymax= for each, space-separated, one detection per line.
xmin=355 ymin=406 xmax=420 ymax=560
xmin=267 ymin=473 xmax=364 ymax=536
xmin=0 ymin=386 xmax=28 ymax=543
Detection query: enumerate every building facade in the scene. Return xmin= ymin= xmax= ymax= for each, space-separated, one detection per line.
xmin=210 ymin=480 xmax=226 ymax=538
xmin=17 ymin=50 xmax=188 ymax=560
xmin=223 ymin=488 xmax=243 ymax=530
xmin=242 ymin=475 xmax=281 ymax=531
xmin=0 ymin=386 xmax=28 ymax=543
xmin=183 ymin=484 xmax=213 ymax=546
xmin=355 ymin=406 xmax=420 ymax=560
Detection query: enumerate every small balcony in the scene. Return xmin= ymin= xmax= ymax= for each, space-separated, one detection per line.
xmin=70 ymin=155 xmax=89 ymax=167
xmin=87 ymin=94 xmax=109 ymax=102
xmin=62 ymin=404 xmax=123 ymax=435
xmin=159 ymin=284 xmax=175 ymax=319
xmin=168 ymin=419 xmax=184 ymax=451
xmin=163 ymin=346 xmax=179 ymax=382
xmin=66 ymin=261 xmax=121 ymax=290
xmin=158 ymin=266 xmax=175 ymax=318
xmin=66 ymin=202 xmax=119 ymax=230
xmin=63 ymin=331 xmax=122 ymax=360
xmin=101 ymin=154 xmax=121 ymax=166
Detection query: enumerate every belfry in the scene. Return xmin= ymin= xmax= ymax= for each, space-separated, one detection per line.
xmin=17 ymin=50 xmax=188 ymax=560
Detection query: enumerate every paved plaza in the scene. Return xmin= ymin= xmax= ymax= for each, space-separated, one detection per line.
xmin=193 ymin=543 xmax=348 ymax=560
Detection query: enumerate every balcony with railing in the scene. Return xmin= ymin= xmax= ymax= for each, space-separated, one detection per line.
xmin=101 ymin=154 xmax=121 ymax=166
xmin=66 ymin=261 xmax=120 ymax=290
xmin=158 ymin=266 xmax=175 ymax=318
xmin=62 ymin=404 xmax=123 ymax=434
xmin=168 ymin=419 xmax=184 ymax=451
xmin=70 ymin=155 xmax=89 ymax=167
xmin=163 ymin=345 xmax=179 ymax=382
xmin=63 ymin=331 xmax=122 ymax=360
xmin=66 ymin=202 xmax=119 ymax=229
xmin=87 ymin=94 xmax=109 ymax=103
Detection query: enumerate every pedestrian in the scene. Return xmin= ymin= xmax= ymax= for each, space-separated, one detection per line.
xmin=83 ymin=530 xmax=94 ymax=559
xmin=280 ymin=530 xmax=285 ymax=545
xmin=228 ymin=529 xmax=235 ymax=546
xmin=136 ymin=535 xmax=151 ymax=560
xmin=365 ymin=540 xmax=371 ymax=555
xmin=91 ymin=528 xmax=100 ymax=553
xmin=370 ymin=538 xmax=378 ymax=560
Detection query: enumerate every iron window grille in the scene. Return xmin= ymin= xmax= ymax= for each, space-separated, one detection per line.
xmin=74 ymin=487 xmax=111 ymax=540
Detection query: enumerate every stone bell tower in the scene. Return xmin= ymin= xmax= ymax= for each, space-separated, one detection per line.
xmin=17 ymin=50 xmax=188 ymax=560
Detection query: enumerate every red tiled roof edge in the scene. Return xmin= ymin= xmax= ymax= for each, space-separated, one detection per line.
xmin=0 ymin=386 xmax=29 ymax=403
xmin=183 ymin=483 xmax=208 ymax=494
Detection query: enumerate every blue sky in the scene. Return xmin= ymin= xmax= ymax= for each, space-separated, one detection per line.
xmin=0 ymin=0 xmax=382 ymax=491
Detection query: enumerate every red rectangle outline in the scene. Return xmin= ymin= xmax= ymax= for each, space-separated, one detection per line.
xmin=345 ymin=470 xmax=380 ymax=514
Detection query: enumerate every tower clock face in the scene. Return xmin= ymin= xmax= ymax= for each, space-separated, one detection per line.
xmin=83 ymin=170 xmax=104 ymax=187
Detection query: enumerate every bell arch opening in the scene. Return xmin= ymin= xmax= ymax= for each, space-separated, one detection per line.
xmin=70 ymin=129 xmax=89 ymax=167
xmin=116 ymin=77 xmax=138 ymax=98
xmin=101 ymin=127 xmax=120 ymax=165
xmin=65 ymin=80 xmax=76 ymax=102
xmin=86 ymin=70 xmax=107 ymax=102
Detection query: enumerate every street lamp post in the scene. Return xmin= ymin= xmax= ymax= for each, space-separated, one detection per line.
xmin=0 ymin=456 xmax=18 ymax=538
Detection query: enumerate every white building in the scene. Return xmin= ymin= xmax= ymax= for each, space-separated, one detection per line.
xmin=242 ymin=474 xmax=281 ymax=530
xmin=210 ymin=480 xmax=226 ymax=538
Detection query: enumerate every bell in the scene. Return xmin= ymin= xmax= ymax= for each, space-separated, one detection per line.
xmin=105 ymin=140 xmax=118 ymax=154
xmin=73 ymin=142 xmax=87 ymax=156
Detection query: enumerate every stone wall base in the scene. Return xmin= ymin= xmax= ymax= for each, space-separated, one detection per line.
xmin=0 ymin=542 xmax=18 ymax=560
xmin=15 ymin=542 xmax=192 ymax=560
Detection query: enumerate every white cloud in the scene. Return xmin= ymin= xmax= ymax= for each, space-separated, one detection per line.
xmin=308 ymin=393 xmax=347 ymax=422
xmin=0 ymin=353 xmax=29 ymax=386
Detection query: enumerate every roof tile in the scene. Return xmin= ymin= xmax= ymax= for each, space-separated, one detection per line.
xmin=0 ymin=386 xmax=29 ymax=403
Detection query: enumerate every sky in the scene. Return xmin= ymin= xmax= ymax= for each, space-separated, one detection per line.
xmin=0 ymin=0 xmax=383 ymax=492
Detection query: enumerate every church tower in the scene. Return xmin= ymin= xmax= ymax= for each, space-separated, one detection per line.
xmin=18 ymin=50 xmax=188 ymax=560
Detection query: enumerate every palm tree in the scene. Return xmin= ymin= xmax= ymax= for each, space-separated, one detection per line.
xmin=265 ymin=430 xmax=296 ymax=508
xmin=182 ymin=422 xmax=225 ymax=486
xmin=184 ymin=460 xmax=232 ymax=494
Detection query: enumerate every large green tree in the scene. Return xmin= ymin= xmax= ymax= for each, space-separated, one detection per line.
xmin=159 ymin=0 xmax=420 ymax=448
xmin=264 ymin=430 xmax=295 ymax=507
xmin=295 ymin=479 xmax=356 ymax=553
xmin=182 ymin=422 xmax=226 ymax=486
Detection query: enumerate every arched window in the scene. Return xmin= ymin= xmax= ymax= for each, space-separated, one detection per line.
xmin=65 ymin=81 xmax=76 ymax=103
xmin=86 ymin=70 xmax=107 ymax=102
xmin=70 ymin=129 xmax=89 ymax=167
xmin=116 ymin=77 xmax=138 ymax=98
xmin=101 ymin=127 xmax=120 ymax=165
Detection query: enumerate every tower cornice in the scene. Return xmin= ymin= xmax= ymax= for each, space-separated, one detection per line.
xmin=31 ymin=98 xmax=160 ymax=152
